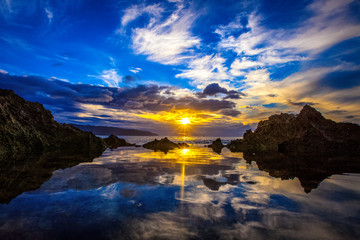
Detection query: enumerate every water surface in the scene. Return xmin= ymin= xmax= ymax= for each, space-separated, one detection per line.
xmin=0 ymin=137 xmax=359 ymax=240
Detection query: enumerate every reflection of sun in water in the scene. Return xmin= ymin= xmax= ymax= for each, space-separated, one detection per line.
xmin=180 ymin=117 xmax=191 ymax=125
xmin=181 ymin=148 xmax=189 ymax=155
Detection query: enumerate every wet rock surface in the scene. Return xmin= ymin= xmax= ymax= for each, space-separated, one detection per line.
xmin=0 ymin=89 xmax=106 ymax=158
xmin=227 ymin=105 xmax=360 ymax=156
xmin=103 ymin=134 xmax=135 ymax=149
xmin=143 ymin=137 xmax=189 ymax=153
xmin=208 ymin=138 xmax=225 ymax=154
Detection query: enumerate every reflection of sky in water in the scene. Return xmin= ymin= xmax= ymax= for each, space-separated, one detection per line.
xmin=0 ymin=145 xmax=360 ymax=240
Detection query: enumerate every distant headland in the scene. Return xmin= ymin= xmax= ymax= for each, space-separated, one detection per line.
xmin=71 ymin=124 xmax=158 ymax=136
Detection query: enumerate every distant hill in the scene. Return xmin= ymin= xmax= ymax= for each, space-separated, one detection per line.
xmin=71 ymin=124 xmax=158 ymax=136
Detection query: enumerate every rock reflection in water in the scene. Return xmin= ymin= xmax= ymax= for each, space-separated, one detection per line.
xmin=242 ymin=151 xmax=360 ymax=193
xmin=0 ymin=145 xmax=359 ymax=240
xmin=0 ymin=151 xmax=102 ymax=204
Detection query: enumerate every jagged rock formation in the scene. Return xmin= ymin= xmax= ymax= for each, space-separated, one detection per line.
xmin=208 ymin=138 xmax=224 ymax=154
xmin=103 ymin=134 xmax=135 ymax=149
xmin=143 ymin=137 xmax=189 ymax=153
xmin=0 ymin=89 xmax=106 ymax=158
xmin=227 ymin=105 xmax=360 ymax=155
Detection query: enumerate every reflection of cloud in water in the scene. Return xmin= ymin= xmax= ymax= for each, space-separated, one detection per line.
xmin=1 ymin=145 xmax=360 ymax=240
xmin=125 ymin=212 xmax=196 ymax=240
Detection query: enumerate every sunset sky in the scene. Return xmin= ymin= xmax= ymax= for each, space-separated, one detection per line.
xmin=0 ymin=0 xmax=359 ymax=136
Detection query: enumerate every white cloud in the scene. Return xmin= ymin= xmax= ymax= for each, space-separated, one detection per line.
xmin=120 ymin=3 xmax=163 ymax=28
xmin=276 ymin=0 xmax=360 ymax=54
xmin=96 ymin=69 xmax=122 ymax=88
xmin=217 ymin=0 xmax=360 ymax=58
xmin=230 ymin=57 xmax=264 ymax=77
xmin=113 ymin=0 xmax=360 ymax=124
xmin=235 ymin=63 xmax=360 ymax=123
xmin=129 ymin=67 xmax=142 ymax=74
xmin=217 ymin=13 xmax=269 ymax=56
xmin=44 ymin=8 xmax=53 ymax=24
xmin=119 ymin=2 xmax=201 ymax=65
xmin=109 ymin=56 xmax=115 ymax=67
xmin=175 ymin=54 xmax=231 ymax=89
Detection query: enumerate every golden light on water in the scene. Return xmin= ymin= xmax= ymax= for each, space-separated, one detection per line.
xmin=134 ymin=147 xmax=223 ymax=165
xmin=181 ymin=148 xmax=190 ymax=154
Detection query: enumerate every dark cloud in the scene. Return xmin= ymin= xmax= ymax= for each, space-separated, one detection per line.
xmin=122 ymin=75 xmax=136 ymax=83
xmin=220 ymin=109 xmax=241 ymax=117
xmin=0 ymin=73 xmax=239 ymax=122
xmin=162 ymin=97 xmax=235 ymax=112
xmin=287 ymin=100 xmax=316 ymax=106
xmin=93 ymin=114 xmax=113 ymax=118
xmin=268 ymin=94 xmax=277 ymax=97
xmin=196 ymin=83 xmax=245 ymax=99
xmin=66 ymin=116 xmax=140 ymax=126
xmin=163 ymin=89 xmax=175 ymax=95
xmin=203 ymin=83 xmax=228 ymax=95
xmin=327 ymin=110 xmax=347 ymax=114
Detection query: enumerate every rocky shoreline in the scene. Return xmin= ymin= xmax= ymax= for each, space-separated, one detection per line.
xmin=0 ymin=89 xmax=106 ymax=159
xmin=209 ymin=105 xmax=360 ymax=156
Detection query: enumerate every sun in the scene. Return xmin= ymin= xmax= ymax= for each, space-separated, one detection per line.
xmin=180 ymin=117 xmax=191 ymax=125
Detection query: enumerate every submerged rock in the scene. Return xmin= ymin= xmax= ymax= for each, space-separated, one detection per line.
xmin=208 ymin=138 xmax=224 ymax=154
xmin=0 ymin=89 xmax=106 ymax=158
xmin=143 ymin=137 xmax=189 ymax=153
xmin=227 ymin=105 xmax=360 ymax=155
xmin=103 ymin=134 xmax=135 ymax=149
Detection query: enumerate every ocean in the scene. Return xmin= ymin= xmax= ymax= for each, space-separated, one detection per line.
xmin=0 ymin=136 xmax=359 ymax=240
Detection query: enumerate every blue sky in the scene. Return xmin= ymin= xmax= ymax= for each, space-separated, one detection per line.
xmin=0 ymin=0 xmax=359 ymax=136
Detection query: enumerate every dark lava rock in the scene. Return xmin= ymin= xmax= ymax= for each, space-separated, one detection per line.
xmin=227 ymin=105 xmax=360 ymax=155
xmin=208 ymin=138 xmax=224 ymax=154
xmin=143 ymin=137 xmax=189 ymax=153
xmin=103 ymin=134 xmax=135 ymax=149
xmin=0 ymin=89 xmax=106 ymax=158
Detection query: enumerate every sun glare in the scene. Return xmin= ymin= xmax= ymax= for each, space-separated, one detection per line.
xmin=180 ymin=117 xmax=191 ymax=125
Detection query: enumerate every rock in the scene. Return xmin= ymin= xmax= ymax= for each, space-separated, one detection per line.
xmin=208 ymin=138 xmax=224 ymax=154
xmin=227 ymin=105 xmax=360 ymax=155
xmin=143 ymin=137 xmax=189 ymax=153
xmin=0 ymin=89 xmax=106 ymax=158
xmin=103 ymin=134 xmax=135 ymax=149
